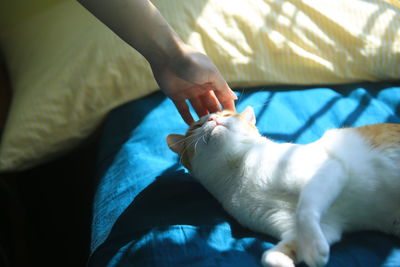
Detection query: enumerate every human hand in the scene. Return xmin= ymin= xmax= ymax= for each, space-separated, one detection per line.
xmin=150 ymin=45 xmax=237 ymax=125
xmin=77 ymin=0 xmax=235 ymax=124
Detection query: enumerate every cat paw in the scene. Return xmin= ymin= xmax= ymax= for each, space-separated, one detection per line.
xmin=261 ymin=250 xmax=295 ymax=267
xmin=299 ymin=239 xmax=329 ymax=267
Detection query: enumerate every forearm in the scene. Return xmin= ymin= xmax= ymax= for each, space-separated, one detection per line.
xmin=77 ymin=0 xmax=185 ymax=66
xmin=78 ymin=0 xmax=236 ymax=124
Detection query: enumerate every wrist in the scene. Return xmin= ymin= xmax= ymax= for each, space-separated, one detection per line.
xmin=144 ymin=25 xmax=188 ymax=68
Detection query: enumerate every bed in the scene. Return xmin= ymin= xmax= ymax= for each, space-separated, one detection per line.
xmin=88 ymin=83 xmax=400 ymax=267
xmin=0 ymin=1 xmax=400 ymax=267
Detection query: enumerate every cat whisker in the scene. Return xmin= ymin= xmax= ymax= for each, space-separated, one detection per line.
xmin=178 ymin=135 xmax=202 ymax=166
xmin=194 ymin=134 xmax=205 ymax=154
xmin=251 ymin=100 xmax=272 ymax=110
xmin=235 ymin=87 xmax=246 ymax=106
xmin=202 ymin=134 xmax=207 ymax=144
xmin=194 ymin=139 xmax=199 ymax=154
xmin=168 ymin=131 xmax=204 ymax=147
xmin=235 ymin=87 xmax=272 ymax=114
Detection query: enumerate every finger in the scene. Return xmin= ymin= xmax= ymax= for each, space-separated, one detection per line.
xmin=203 ymin=83 xmax=235 ymax=112
xmin=200 ymin=90 xmax=220 ymax=114
xmin=214 ymin=88 xmax=236 ymax=112
xmin=221 ymin=98 xmax=236 ymax=112
xmin=212 ymin=73 xmax=238 ymax=101
xmin=173 ymin=100 xmax=194 ymax=125
xmin=189 ymin=96 xmax=208 ymax=119
xmin=210 ymin=75 xmax=237 ymax=111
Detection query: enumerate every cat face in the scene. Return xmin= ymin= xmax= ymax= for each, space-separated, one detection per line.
xmin=167 ymin=106 xmax=259 ymax=170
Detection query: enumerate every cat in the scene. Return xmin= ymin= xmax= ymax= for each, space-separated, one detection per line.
xmin=166 ymin=106 xmax=400 ymax=267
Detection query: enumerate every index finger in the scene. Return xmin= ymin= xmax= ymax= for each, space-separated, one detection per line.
xmin=199 ymin=90 xmax=220 ymax=114
xmin=173 ymin=100 xmax=194 ymax=125
xmin=220 ymin=98 xmax=236 ymax=111
xmin=210 ymin=76 xmax=237 ymax=111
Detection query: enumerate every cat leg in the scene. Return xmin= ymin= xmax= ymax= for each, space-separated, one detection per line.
xmin=261 ymin=238 xmax=297 ymax=267
xmin=295 ymin=160 xmax=346 ymax=267
xmin=261 ymin=225 xmax=342 ymax=267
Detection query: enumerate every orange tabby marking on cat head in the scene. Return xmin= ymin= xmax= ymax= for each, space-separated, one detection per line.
xmin=166 ymin=133 xmax=194 ymax=171
xmin=216 ymin=110 xmax=235 ymax=117
xmin=167 ymin=107 xmax=258 ymax=171
xmin=356 ymin=123 xmax=400 ymax=150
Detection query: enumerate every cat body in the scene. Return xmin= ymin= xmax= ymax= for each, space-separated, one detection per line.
xmin=167 ymin=107 xmax=400 ymax=267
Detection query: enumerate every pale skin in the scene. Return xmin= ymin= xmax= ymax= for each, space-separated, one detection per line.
xmin=78 ymin=0 xmax=237 ymax=125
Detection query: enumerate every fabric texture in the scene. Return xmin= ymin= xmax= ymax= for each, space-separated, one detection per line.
xmin=1 ymin=0 xmax=400 ymax=171
xmin=89 ymin=83 xmax=400 ymax=267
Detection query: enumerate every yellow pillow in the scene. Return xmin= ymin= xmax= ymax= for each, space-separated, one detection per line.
xmin=0 ymin=0 xmax=158 ymax=171
xmin=0 ymin=0 xmax=399 ymax=171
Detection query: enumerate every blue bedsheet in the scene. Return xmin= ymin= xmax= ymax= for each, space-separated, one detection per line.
xmin=89 ymin=83 xmax=400 ymax=267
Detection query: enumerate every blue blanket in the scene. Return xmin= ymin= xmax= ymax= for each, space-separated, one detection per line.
xmin=89 ymin=83 xmax=400 ymax=267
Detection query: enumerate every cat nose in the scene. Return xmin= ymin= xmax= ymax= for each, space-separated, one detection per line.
xmin=207 ymin=116 xmax=221 ymax=125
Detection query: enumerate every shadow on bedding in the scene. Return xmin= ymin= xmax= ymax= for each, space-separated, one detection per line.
xmin=89 ymin=169 xmax=277 ymax=267
xmin=237 ymin=82 xmax=400 ymax=144
xmin=88 ymin=169 xmax=400 ymax=267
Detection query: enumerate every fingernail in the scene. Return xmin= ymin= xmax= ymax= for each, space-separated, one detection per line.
xmin=230 ymin=91 xmax=238 ymax=100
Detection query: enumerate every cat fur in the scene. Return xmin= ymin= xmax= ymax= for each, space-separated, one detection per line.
xmin=167 ymin=107 xmax=400 ymax=267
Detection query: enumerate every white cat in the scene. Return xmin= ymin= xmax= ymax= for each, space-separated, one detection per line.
xmin=167 ymin=106 xmax=400 ymax=267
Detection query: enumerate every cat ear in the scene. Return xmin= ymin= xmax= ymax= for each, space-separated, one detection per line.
xmin=167 ymin=134 xmax=185 ymax=154
xmin=240 ymin=106 xmax=256 ymax=125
